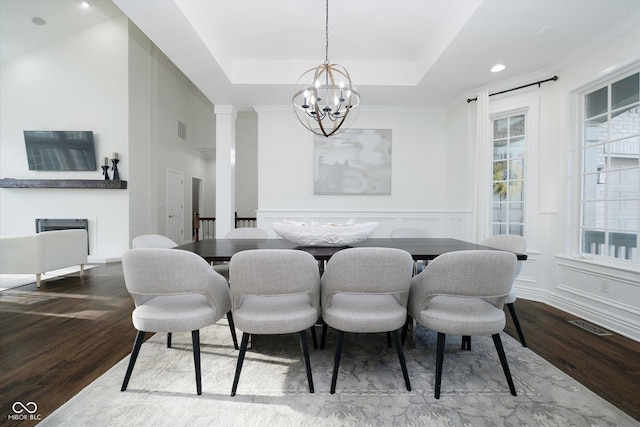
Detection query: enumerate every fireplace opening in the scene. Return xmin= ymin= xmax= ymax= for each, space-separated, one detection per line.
xmin=35 ymin=218 xmax=89 ymax=254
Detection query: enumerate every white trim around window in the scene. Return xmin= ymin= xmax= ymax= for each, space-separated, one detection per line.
xmin=487 ymin=96 xmax=540 ymax=244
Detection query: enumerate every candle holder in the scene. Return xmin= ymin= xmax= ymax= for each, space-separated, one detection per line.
xmin=111 ymin=158 xmax=120 ymax=180
xmin=101 ymin=165 xmax=110 ymax=180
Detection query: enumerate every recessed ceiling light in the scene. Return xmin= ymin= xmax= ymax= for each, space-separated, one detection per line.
xmin=31 ymin=17 xmax=46 ymax=26
xmin=80 ymin=1 xmax=90 ymax=8
xmin=491 ymin=64 xmax=506 ymax=73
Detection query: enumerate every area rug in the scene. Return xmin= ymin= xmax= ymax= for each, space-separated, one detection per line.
xmin=0 ymin=265 xmax=97 ymax=291
xmin=41 ymin=320 xmax=636 ymax=426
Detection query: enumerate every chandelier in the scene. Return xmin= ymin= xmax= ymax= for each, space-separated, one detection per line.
xmin=292 ymin=0 xmax=360 ymax=138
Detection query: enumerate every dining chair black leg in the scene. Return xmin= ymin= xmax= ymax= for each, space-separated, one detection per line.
xmin=191 ymin=330 xmax=202 ymax=395
xmin=121 ymin=330 xmax=146 ymax=391
xmin=507 ymin=303 xmax=527 ymax=347
xmin=227 ymin=311 xmax=239 ymax=350
xmin=386 ymin=331 xmax=392 ymax=348
xmin=461 ymin=335 xmax=471 ymax=350
xmin=298 ymin=330 xmax=314 ymax=393
xmin=167 ymin=332 xmax=172 ymax=348
xmin=401 ymin=315 xmax=411 ymax=344
xmin=231 ymin=332 xmax=251 ymax=396
xmin=330 ymin=330 xmax=345 ymax=394
xmin=310 ymin=325 xmax=318 ymax=350
xmin=435 ymin=332 xmax=446 ymax=399
xmin=320 ymin=322 xmax=328 ymax=349
xmin=392 ymin=329 xmax=411 ymax=391
xmin=492 ymin=333 xmax=517 ymax=396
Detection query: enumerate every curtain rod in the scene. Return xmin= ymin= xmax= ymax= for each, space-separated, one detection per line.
xmin=466 ymin=75 xmax=558 ymax=103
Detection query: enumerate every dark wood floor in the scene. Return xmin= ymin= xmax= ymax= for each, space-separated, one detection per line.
xmin=1 ymin=263 xmax=639 ymax=426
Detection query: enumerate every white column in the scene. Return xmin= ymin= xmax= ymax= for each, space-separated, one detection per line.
xmin=215 ymin=105 xmax=237 ymax=238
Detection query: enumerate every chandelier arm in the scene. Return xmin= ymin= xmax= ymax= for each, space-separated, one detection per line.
xmin=317 ymin=105 xmax=329 ymax=136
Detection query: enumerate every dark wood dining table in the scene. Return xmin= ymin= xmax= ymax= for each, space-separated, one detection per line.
xmin=174 ymin=237 xmax=528 ymax=263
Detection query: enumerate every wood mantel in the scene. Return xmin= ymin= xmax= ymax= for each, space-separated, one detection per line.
xmin=0 ymin=178 xmax=127 ymax=189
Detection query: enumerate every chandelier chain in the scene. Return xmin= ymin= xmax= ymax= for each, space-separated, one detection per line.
xmin=324 ymin=0 xmax=329 ymax=65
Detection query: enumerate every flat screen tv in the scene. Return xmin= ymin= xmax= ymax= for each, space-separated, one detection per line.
xmin=24 ymin=130 xmax=97 ymax=171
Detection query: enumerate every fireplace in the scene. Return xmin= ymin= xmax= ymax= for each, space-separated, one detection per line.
xmin=35 ymin=218 xmax=89 ymax=254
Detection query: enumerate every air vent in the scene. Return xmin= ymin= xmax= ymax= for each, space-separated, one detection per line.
xmin=178 ymin=120 xmax=187 ymax=141
xmin=568 ymin=320 xmax=613 ymax=336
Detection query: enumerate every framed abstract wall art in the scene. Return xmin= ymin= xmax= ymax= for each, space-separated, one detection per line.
xmin=314 ymin=129 xmax=391 ymax=195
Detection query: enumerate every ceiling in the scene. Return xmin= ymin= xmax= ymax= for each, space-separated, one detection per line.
xmin=3 ymin=0 xmax=640 ymax=110
xmin=0 ymin=1 xmax=123 ymax=62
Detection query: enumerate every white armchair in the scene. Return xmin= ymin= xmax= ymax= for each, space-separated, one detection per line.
xmin=0 ymin=229 xmax=87 ymax=287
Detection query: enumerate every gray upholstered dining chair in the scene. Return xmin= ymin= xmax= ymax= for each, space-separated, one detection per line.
xmin=228 ymin=249 xmax=320 ymax=396
xmin=132 ymin=234 xmax=176 ymax=249
xmin=320 ymin=247 xmax=414 ymax=394
xmin=212 ymin=227 xmax=269 ymax=280
xmin=481 ymin=234 xmax=528 ymax=346
xmin=131 ymin=233 xmax=178 ymax=347
xmin=390 ymin=227 xmax=430 ymax=274
xmin=225 ymin=227 xmax=268 ymax=239
xmin=406 ymin=250 xmax=518 ymax=399
xmin=120 ymin=248 xmax=238 ymax=395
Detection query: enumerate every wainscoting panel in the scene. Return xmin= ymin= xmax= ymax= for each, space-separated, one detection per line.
xmin=551 ymin=256 xmax=640 ymax=341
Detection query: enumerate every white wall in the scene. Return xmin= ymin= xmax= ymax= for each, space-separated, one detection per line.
xmin=0 ymin=17 xmax=130 ymax=262
xmin=254 ymin=106 xmax=471 ymax=238
xmin=0 ymin=15 xmax=217 ymax=260
xmin=151 ymin=47 xmax=213 ymax=244
xmin=127 ymin=20 xmax=154 ymax=246
xmin=540 ymin=16 xmax=640 ymax=340
xmin=256 ymin=106 xmax=449 ymax=210
xmin=475 ymin=15 xmax=640 ymax=340
xmin=128 ymin=23 xmax=218 ymax=240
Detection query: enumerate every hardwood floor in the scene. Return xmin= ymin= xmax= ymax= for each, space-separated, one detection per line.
xmin=1 ymin=263 xmax=639 ymax=425
xmin=503 ymin=298 xmax=640 ymax=423
xmin=0 ymin=263 xmax=138 ymax=426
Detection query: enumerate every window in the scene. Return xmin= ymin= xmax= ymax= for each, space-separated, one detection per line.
xmin=492 ymin=114 xmax=525 ymax=236
xmin=580 ymin=71 xmax=639 ymax=262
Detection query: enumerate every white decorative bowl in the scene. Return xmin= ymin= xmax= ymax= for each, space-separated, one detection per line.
xmin=272 ymin=221 xmax=378 ymax=246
